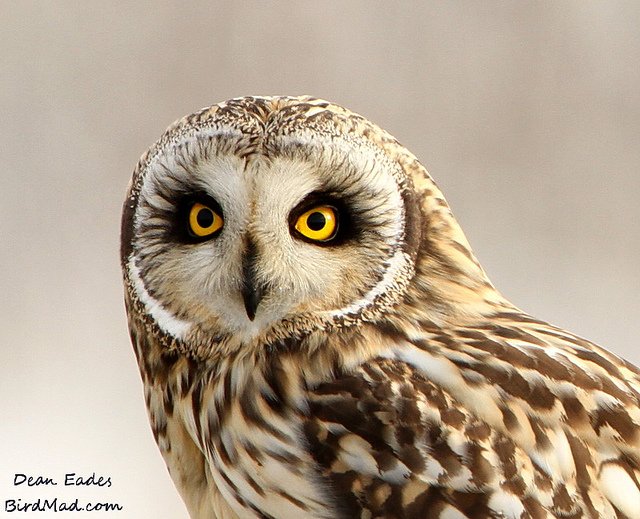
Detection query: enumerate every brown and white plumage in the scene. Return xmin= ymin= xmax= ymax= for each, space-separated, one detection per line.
xmin=121 ymin=96 xmax=640 ymax=519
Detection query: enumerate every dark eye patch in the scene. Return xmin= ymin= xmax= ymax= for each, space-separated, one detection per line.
xmin=173 ymin=192 xmax=224 ymax=243
xmin=288 ymin=192 xmax=356 ymax=246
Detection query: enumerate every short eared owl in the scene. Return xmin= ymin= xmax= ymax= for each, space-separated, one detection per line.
xmin=121 ymin=96 xmax=640 ymax=518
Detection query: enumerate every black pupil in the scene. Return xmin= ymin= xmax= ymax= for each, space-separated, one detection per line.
xmin=196 ymin=207 xmax=214 ymax=228
xmin=307 ymin=212 xmax=327 ymax=231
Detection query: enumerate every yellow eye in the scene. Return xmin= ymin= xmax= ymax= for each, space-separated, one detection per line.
xmin=188 ymin=202 xmax=223 ymax=238
xmin=294 ymin=205 xmax=338 ymax=242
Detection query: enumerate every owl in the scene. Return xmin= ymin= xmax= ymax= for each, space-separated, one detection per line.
xmin=121 ymin=96 xmax=640 ymax=519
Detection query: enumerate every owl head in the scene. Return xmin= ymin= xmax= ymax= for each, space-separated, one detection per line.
xmin=121 ymin=96 xmax=502 ymax=358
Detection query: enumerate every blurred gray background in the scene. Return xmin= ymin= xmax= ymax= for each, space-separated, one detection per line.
xmin=1 ymin=2 xmax=639 ymax=517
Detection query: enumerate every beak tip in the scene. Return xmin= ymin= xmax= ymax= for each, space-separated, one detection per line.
xmin=241 ymin=238 xmax=264 ymax=322
xmin=242 ymin=290 xmax=261 ymax=322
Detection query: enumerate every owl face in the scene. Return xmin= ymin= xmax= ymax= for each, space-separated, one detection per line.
xmin=122 ymin=97 xmax=423 ymax=348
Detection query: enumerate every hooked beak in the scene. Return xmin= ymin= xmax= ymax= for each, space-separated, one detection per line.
xmin=241 ymin=239 xmax=265 ymax=321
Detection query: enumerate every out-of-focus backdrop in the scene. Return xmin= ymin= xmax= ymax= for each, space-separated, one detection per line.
xmin=1 ymin=2 xmax=639 ymax=517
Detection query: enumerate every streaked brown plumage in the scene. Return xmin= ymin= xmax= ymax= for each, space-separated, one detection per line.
xmin=122 ymin=96 xmax=640 ymax=519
